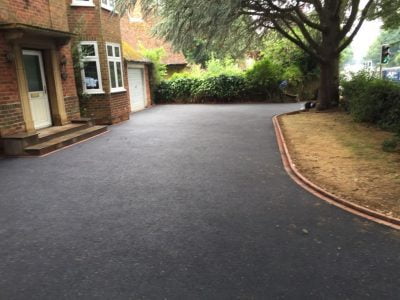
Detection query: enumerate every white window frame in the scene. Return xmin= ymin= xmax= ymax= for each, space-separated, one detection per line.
xmin=71 ymin=0 xmax=95 ymax=7
xmin=101 ymin=0 xmax=115 ymax=11
xmin=106 ymin=43 xmax=125 ymax=93
xmin=80 ymin=41 xmax=104 ymax=95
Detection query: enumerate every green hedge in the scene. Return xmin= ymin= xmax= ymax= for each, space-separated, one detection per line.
xmin=154 ymin=75 xmax=283 ymax=103
xmin=155 ymin=58 xmax=287 ymax=103
xmin=342 ymin=72 xmax=400 ymax=132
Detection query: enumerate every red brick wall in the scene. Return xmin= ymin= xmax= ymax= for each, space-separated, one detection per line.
xmin=0 ymin=0 xmax=69 ymax=32
xmin=59 ymin=42 xmax=80 ymax=121
xmin=67 ymin=0 xmax=130 ymax=124
xmin=0 ymin=0 xmax=81 ymax=136
xmin=0 ymin=34 xmax=25 ymax=137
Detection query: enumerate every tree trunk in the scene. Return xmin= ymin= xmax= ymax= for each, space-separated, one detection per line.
xmin=317 ymin=0 xmax=341 ymax=111
xmin=317 ymin=56 xmax=340 ymax=110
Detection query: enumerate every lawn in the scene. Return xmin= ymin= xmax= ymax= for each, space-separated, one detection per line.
xmin=280 ymin=111 xmax=400 ymax=219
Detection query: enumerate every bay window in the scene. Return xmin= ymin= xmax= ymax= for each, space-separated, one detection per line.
xmin=80 ymin=41 xmax=103 ymax=94
xmin=106 ymin=43 xmax=125 ymax=92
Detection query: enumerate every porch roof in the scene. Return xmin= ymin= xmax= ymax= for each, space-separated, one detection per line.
xmin=0 ymin=23 xmax=74 ymax=44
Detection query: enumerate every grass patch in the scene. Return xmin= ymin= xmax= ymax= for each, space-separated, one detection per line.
xmin=280 ymin=111 xmax=400 ymax=218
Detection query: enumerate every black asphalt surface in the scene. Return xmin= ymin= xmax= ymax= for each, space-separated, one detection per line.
xmin=0 ymin=104 xmax=399 ymax=299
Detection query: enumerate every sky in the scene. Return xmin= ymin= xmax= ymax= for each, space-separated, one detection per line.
xmin=349 ymin=0 xmax=383 ymax=64
xmin=351 ymin=19 xmax=383 ymax=63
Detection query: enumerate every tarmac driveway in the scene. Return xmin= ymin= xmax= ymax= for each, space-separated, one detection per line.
xmin=0 ymin=104 xmax=399 ymax=299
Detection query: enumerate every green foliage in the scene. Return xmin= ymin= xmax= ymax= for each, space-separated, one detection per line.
xmin=371 ymin=0 xmax=400 ymax=30
xmin=245 ymin=57 xmax=282 ymax=94
xmin=139 ymin=46 xmax=167 ymax=84
xmin=365 ymin=28 xmax=400 ymax=67
xmin=340 ymin=46 xmax=355 ymax=67
xmin=182 ymin=39 xmax=211 ymax=67
xmin=342 ymin=71 xmax=400 ymax=132
xmin=169 ymin=56 xmax=243 ymax=80
xmin=262 ymin=35 xmax=318 ymax=83
xmin=155 ymin=53 xmax=289 ymax=103
xmin=155 ymin=73 xmax=284 ymax=104
xmin=205 ymin=56 xmax=243 ymax=77
xmin=155 ymin=75 xmax=249 ymax=103
xmin=260 ymin=35 xmax=319 ymax=99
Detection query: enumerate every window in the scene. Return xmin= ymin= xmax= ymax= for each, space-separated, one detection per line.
xmin=80 ymin=42 xmax=103 ymax=94
xmin=71 ymin=0 xmax=94 ymax=7
xmin=106 ymin=43 xmax=125 ymax=92
xmin=101 ymin=0 xmax=115 ymax=11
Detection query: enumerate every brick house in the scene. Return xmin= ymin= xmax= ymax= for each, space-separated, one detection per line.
xmin=0 ymin=0 xmax=186 ymax=155
xmin=0 ymin=0 xmax=81 ymax=136
xmin=0 ymin=0 xmax=126 ymax=155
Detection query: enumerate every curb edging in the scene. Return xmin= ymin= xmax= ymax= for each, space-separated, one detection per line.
xmin=273 ymin=111 xmax=400 ymax=231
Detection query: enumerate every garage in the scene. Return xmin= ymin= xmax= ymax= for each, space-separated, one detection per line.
xmin=127 ymin=65 xmax=148 ymax=112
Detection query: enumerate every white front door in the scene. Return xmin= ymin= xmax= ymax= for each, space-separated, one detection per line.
xmin=128 ymin=67 xmax=147 ymax=112
xmin=23 ymin=50 xmax=52 ymax=130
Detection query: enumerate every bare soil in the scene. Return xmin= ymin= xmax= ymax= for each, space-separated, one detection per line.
xmin=280 ymin=111 xmax=400 ymax=219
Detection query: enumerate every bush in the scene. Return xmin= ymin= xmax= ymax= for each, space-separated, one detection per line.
xmin=342 ymin=72 xmax=400 ymax=132
xmin=155 ymin=70 xmax=285 ymax=104
xmin=154 ymin=56 xmax=302 ymax=104
xmin=245 ymin=57 xmax=282 ymax=96
xmin=155 ymin=75 xmax=250 ymax=103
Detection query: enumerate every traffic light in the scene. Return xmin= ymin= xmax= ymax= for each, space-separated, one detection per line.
xmin=381 ymin=44 xmax=391 ymax=64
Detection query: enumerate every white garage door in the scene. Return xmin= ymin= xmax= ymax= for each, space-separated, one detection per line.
xmin=128 ymin=67 xmax=147 ymax=112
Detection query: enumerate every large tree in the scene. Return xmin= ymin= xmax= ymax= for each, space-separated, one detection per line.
xmin=117 ymin=0 xmax=378 ymax=110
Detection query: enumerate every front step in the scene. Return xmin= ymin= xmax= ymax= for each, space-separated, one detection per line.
xmin=24 ymin=126 xmax=107 ymax=156
xmin=37 ymin=123 xmax=89 ymax=143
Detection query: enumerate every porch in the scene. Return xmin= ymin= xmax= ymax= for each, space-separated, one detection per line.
xmin=1 ymin=119 xmax=107 ymax=156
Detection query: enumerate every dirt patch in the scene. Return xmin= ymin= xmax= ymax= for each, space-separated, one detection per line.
xmin=280 ymin=111 xmax=400 ymax=219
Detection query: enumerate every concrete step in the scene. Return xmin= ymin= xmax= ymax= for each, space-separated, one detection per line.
xmin=24 ymin=126 xmax=107 ymax=156
xmin=37 ymin=123 xmax=89 ymax=143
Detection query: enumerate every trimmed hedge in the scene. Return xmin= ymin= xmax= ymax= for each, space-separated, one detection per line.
xmin=154 ymin=74 xmax=284 ymax=103
xmin=155 ymin=58 xmax=287 ymax=103
xmin=342 ymin=72 xmax=400 ymax=132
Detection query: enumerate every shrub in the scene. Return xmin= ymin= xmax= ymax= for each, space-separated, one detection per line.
xmin=245 ymin=57 xmax=282 ymax=95
xmin=139 ymin=46 xmax=167 ymax=85
xmin=154 ymin=72 xmax=286 ymax=104
xmin=342 ymin=72 xmax=400 ymax=132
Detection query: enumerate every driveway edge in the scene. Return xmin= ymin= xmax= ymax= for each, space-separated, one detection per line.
xmin=273 ymin=112 xmax=400 ymax=230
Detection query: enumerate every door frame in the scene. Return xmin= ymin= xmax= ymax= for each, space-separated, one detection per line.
xmin=22 ymin=49 xmax=52 ymax=129
xmin=7 ymin=34 xmax=69 ymax=133
xmin=127 ymin=64 xmax=148 ymax=113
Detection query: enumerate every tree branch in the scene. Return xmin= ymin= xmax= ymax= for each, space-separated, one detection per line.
xmin=337 ymin=0 xmax=374 ymax=54
xmin=289 ymin=15 xmax=320 ymax=51
xmin=339 ymin=0 xmax=360 ymax=40
xmin=271 ymin=19 xmax=325 ymax=62
xmin=294 ymin=6 xmax=326 ymax=32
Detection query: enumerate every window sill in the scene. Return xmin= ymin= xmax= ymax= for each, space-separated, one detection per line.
xmin=84 ymin=90 xmax=105 ymax=95
xmin=71 ymin=3 xmax=96 ymax=7
xmin=110 ymin=88 xmax=126 ymax=94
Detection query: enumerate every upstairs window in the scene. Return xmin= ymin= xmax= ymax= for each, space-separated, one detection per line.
xmin=80 ymin=41 xmax=103 ymax=94
xmin=71 ymin=0 xmax=94 ymax=7
xmin=101 ymin=0 xmax=115 ymax=11
xmin=106 ymin=43 xmax=124 ymax=92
